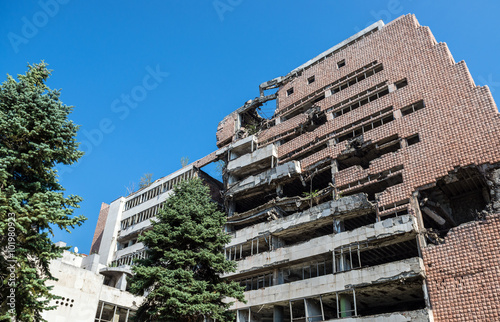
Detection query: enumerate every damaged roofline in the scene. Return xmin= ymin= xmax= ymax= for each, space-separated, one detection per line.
xmin=259 ymin=20 xmax=385 ymax=95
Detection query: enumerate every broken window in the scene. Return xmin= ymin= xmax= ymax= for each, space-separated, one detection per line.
xmin=338 ymin=165 xmax=404 ymax=201
xmin=337 ymin=135 xmax=401 ymax=171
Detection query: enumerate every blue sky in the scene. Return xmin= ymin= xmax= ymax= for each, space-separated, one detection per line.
xmin=1 ymin=1 xmax=499 ymax=254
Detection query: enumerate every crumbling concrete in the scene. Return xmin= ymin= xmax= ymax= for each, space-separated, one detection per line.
xmin=225 ymin=215 xmax=417 ymax=277
xmin=227 ymin=161 xmax=301 ymax=196
xmin=230 ymin=257 xmax=424 ymax=309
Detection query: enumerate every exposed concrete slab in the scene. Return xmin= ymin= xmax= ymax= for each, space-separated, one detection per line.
xmin=230 ymin=257 xmax=424 ymax=309
xmin=227 ymin=161 xmax=301 ymax=196
xmin=230 ymin=135 xmax=258 ymax=158
xmin=227 ymin=144 xmax=277 ymax=175
xmin=225 ymin=215 xmax=417 ymax=277
xmin=331 ymin=309 xmax=430 ymax=322
xmin=227 ymin=195 xmax=374 ymax=248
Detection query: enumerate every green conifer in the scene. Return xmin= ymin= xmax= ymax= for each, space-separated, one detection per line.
xmin=0 ymin=62 xmax=86 ymax=321
xmin=129 ymin=178 xmax=244 ymax=321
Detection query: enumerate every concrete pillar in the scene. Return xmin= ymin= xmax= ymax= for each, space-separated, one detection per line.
xmin=272 ymin=268 xmax=279 ymax=286
xmin=228 ymin=200 xmax=236 ymax=217
xmin=339 ymin=294 xmax=353 ymax=317
xmin=276 ymin=184 xmax=284 ymax=198
xmin=273 ymin=305 xmax=284 ymax=322
xmin=331 ymin=159 xmax=339 ymax=199
xmin=333 ymin=218 xmax=344 ymax=234
xmin=115 ymin=273 xmax=128 ymax=291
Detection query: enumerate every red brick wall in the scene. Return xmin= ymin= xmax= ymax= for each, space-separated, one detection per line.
xmin=422 ymin=213 xmax=500 ymax=321
xmin=216 ymin=14 xmax=500 ymax=210
xmin=193 ymin=150 xmax=218 ymax=169
xmin=90 ymin=202 xmax=110 ymax=255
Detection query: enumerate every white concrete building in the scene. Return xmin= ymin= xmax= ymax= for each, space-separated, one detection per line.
xmin=42 ymin=242 xmax=142 ymax=322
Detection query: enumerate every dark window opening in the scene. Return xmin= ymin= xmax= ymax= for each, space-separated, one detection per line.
xmin=287 ymin=87 xmax=294 ymax=96
xmin=334 ymin=238 xmax=418 ymax=274
xmin=337 ymin=135 xmax=401 ymax=170
xmin=401 ymin=100 xmax=425 ymax=116
xmin=280 ymin=222 xmax=334 ymax=245
xmin=308 ymin=75 xmax=315 ymax=84
xmin=355 ymin=279 xmax=426 ymax=317
xmin=342 ymin=211 xmax=377 ymax=231
xmin=337 ymin=59 xmax=346 ymax=68
xmin=395 ymin=78 xmax=408 ymax=89
xmin=234 ymin=190 xmax=277 ymax=214
xmin=333 ymin=86 xmax=390 ymax=118
xmin=380 ymin=208 xmax=409 ymax=219
xmin=336 ymin=113 xmax=394 ymax=145
xmin=281 ymin=94 xmax=325 ymax=121
xmin=340 ymin=172 xmax=404 ymax=201
xmin=406 ymin=134 xmax=420 ymax=146
xmin=294 ymin=143 xmax=328 ymax=162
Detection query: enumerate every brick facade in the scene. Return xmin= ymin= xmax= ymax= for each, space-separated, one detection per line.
xmin=216 ymin=14 xmax=500 ymax=211
xmin=90 ymin=202 xmax=109 ymax=255
xmin=422 ymin=214 xmax=500 ymax=321
xmin=214 ymin=14 xmax=500 ymax=321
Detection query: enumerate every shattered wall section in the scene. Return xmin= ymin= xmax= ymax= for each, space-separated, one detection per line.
xmin=217 ymin=112 xmax=238 ymax=148
xmin=422 ymin=213 xmax=500 ymax=321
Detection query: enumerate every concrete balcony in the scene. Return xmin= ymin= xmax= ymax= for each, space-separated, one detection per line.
xmin=227 ymin=144 xmax=278 ymax=178
xmin=114 ymin=242 xmax=144 ymax=261
xmin=226 ymin=194 xmax=374 ymax=248
xmin=226 ymin=215 xmax=417 ymax=277
xmin=227 ymin=161 xmax=301 ymax=196
xmin=230 ymin=257 xmax=424 ymax=310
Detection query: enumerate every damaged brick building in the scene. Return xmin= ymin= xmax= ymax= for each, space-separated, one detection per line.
xmin=88 ymin=14 xmax=500 ymax=322
xmin=213 ymin=14 xmax=500 ymax=321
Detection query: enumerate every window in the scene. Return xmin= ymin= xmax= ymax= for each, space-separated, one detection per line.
xmin=286 ymin=87 xmax=294 ymax=96
xmin=95 ymin=301 xmax=136 ymax=322
xmin=406 ymin=134 xmax=420 ymax=146
xmin=395 ymin=78 xmax=408 ymax=89
xmin=308 ymin=75 xmax=315 ymax=84
xmin=401 ymin=100 xmax=425 ymax=116
xmin=337 ymin=59 xmax=346 ymax=68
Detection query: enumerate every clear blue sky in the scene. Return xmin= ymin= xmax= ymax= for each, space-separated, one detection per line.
xmin=1 ymin=1 xmax=499 ymax=254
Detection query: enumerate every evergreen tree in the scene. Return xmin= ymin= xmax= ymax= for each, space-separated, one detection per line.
xmin=129 ymin=178 xmax=245 ymax=321
xmin=0 ymin=62 xmax=86 ymax=321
